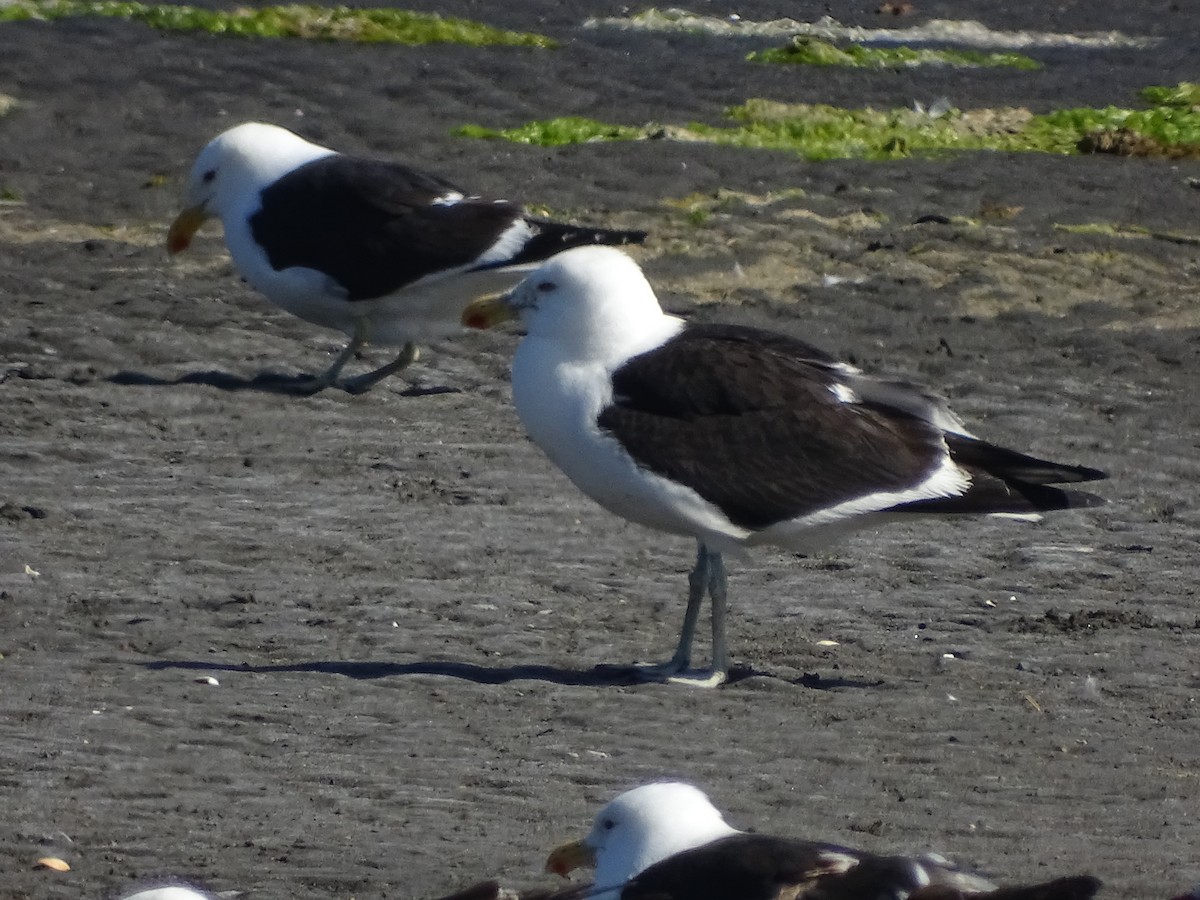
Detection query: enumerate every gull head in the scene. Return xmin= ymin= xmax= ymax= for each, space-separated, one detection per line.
xmin=461 ymin=246 xmax=678 ymax=363
xmin=546 ymin=782 xmax=738 ymax=890
xmin=167 ymin=121 xmax=331 ymax=254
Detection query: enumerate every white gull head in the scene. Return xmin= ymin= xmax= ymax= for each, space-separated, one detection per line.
xmin=172 ymin=122 xmax=335 ymax=242
xmin=502 ymin=246 xmax=683 ymax=369
xmin=586 ymin=782 xmax=739 ymax=894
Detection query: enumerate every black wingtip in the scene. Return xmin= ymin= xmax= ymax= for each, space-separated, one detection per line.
xmin=475 ymin=219 xmax=648 ymax=272
xmin=947 ymin=435 xmax=1108 ymax=486
xmin=893 ymin=478 xmax=1107 ymax=516
xmin=611 ymin=228 xmax=648 ymax=245
xmin=1054 ymin=462 xmax=1107 ymax=484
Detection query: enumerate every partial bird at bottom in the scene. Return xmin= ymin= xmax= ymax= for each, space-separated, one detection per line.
xmin=544 ymin=782 xmax=1101 ymax=900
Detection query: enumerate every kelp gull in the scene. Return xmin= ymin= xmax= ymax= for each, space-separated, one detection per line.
xmin=167 ymin=122 xmax=645 ymax=393
xmin=462 ymin=247 xmax=1107 ymax=686
xmin=545 ymin=782 xmax=1102 ymax=900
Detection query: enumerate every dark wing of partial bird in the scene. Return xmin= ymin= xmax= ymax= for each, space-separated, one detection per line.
xmin=597 ymin=323 xmax=947 ymax=531
xmin=620 ymin=833 xmax=907 ymax=900
xmin=909 ymin=875 xmax=1102 ymax=900
xmin=249 ymin=155 xmax=644 ymax=301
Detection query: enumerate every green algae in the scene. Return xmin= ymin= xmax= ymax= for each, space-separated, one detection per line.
xmin=457 ymin=105 xmax=1028 ymax=161
xmin=748 ymin=37 xmax=1040 ymax=70
xmin=0 ymin=0 xmax=557 ymax=46
xmin=665 ymin=187 xmax=811 ymax=225
xmin=454 ymin=116 xmax=642 ymax=146
xmin=1140 ymin=82 xmax=1200 ymax=108
xmin=456 ymin=83 xmax=1200 ymax=161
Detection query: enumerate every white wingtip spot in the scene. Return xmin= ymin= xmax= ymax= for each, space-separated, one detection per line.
xmin=830 ymin=383 xmax=859 ymax=404
xmin=816 ymin=851 xmax=860 ymax=875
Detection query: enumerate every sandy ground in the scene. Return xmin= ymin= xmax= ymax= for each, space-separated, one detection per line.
xmin=1 ymin=2 xmax=1198 ymax=899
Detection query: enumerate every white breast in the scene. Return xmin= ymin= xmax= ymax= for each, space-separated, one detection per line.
xmin=512 ymin=339 xmax=753 ymax=551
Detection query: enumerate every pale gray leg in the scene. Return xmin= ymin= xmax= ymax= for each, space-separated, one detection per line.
xmin=669 ymin=543 xmax=711 ymax=670
xmin=638 ymin=543 xmax=728 ymax=688
xmin=706 ymin=552 xmax=730 ymax=682
xmin=342 ymin=341 xmax=420 ymax=395
xmin=289 ymin=320 xmax=366 ymax=394
xmin=664 ymin=548 xmax=728 ymax=687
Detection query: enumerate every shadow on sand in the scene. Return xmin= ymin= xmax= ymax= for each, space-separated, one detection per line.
xmin=108 ymin=369 xmax=459 ymax=397
xmin=139 ymin=657 xmax=884 ymax=689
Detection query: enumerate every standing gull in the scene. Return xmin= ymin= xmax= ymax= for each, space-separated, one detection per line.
xmin=545 ymin=782 xmax=1102 ymax=900
xmin=462 ymin=246 xmax=1106 ymax=686
xmin=167 ymin=122 xmax=645 ymax=393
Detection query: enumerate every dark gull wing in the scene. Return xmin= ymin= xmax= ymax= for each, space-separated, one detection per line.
xmin=621 ymin=833 xmax=889 ymax=900
xmin=249 ymin=155 xmax=526 ymax=300
xmin=598 ymin=323 xmax=948 ymax=531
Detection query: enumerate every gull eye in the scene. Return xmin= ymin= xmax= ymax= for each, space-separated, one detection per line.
xmin=601 ymin=818 xmax=615 ymax=831
xmin=536 ymin=280 xmax=555 ymax=292
xmin=201 ymin=169 xmax=216 ymax=184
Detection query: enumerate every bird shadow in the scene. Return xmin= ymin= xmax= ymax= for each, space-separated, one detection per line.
xmin=138 ymin=658 xmax=884 ymax=689
xmin=794 ymin=671 xmax=886 ymax=691
xmin=141 ymin=658 xmax=647 ymax=686
xmin=106 ymin=368 xmax=460 ymax=397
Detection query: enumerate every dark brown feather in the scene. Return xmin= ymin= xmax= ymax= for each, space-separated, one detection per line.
xmin=621 ymin=834 xmax=873 ymax=900
xmin=598 ymin=324 xmax=950 ymax=530
xmin=910 ymin=875 xmax=1102 ymax=900
xmin=618 ymin=834 xmax=1098 ymax=900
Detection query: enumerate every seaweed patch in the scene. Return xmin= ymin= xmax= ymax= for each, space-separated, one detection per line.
xmin=0 ymin=0 xmax=557 ymax=46
xmin=456 ymin=84 xmax=1200 ymax=162
xmin=748 ymin=37 xmax=1040 ymax=70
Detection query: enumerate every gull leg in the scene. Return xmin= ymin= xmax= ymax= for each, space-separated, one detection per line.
xmin=342 ymin=341 xmax=420 ymax=395
xmin=669 ymin=543 xmax=710 ymax=671
xmin=664 ymin=548 xmax=727 ymax=688
xmin=706 ymin=552 xmax=730 ymax=684
xmin=637 ymin=544 xmax=725 ymax=687
xmin=285 ymin=320 xmax=365 ymax=394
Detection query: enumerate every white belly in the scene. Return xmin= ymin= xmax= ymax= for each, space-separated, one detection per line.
xmin=513 ymin=351 xmax=754 ymax=552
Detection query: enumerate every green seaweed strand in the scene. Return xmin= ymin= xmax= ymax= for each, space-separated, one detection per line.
xmin=748 ymin=37 xmax=1041 ymax=71
xmin=0 ymin=0 xmax=557 ymax=46
xmin=456 ymin=82 xmax=1200 ymax=161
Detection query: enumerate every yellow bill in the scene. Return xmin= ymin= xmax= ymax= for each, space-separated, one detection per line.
xmin=544 ymin=838 xmax=596 ymax=877
xmin=166 ymin=204 xmax=209 ymax=254
xmin=461 ymin=292 xmax=517 ymax=330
